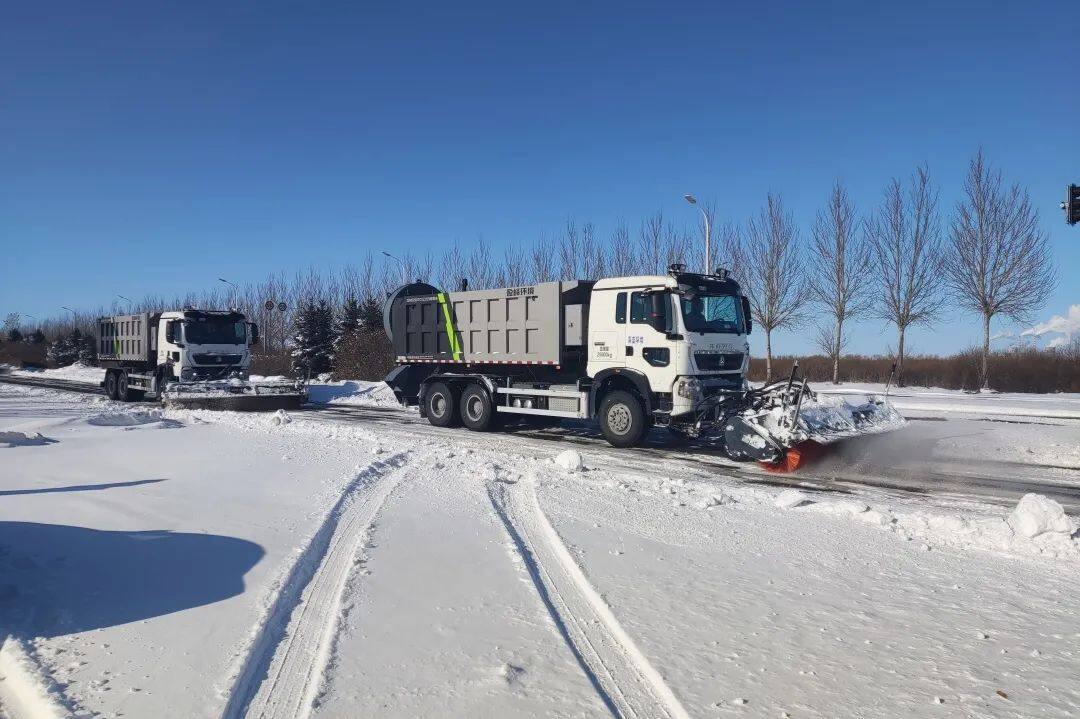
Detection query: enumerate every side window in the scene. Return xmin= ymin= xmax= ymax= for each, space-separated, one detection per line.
xmin=615 ymin=292 xmax=627 ymax=323
xmin=629 ymin=292 xmax=648 ymax=324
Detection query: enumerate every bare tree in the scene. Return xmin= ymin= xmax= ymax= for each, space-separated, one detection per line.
xmin=529 ymin=232 xmax=556 ymax=283
xmin=808 ymin=181 xmax=874 ymax=383
xmin=638 ymin=212 xmax=665 ymax=275
xmin=946 ymin=151 xmax=1057 ymax=389
xmin=865 ymin=166 xmax=945 ymax=386
xmin=742 ymin=194 xmax=807 ymax=382
xmin=437 ymin=242 xmax=467 ymax=290
xmin=559 ymin=219 xmax=581 ymax=280
xmin=606 ymin=223 xmax=635 ymax=277
xmin=715 ymin=222 xmax=744 ymax=278
xmin=500 ymin=242 xmax=528 ymax=287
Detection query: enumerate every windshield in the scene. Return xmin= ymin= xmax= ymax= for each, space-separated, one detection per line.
xmin=679 ymin=294 xmax=743 ymax=334
xmin=183 ymin=319 xmax=247 ymax=345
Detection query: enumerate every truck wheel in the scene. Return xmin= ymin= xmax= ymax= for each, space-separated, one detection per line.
xmin=104 ymin=370 xmax=119 ymax=400
xmin=424 ymin=382 xmax=460 ymax=427
xmin=598 ymin=390 xmax=647 ymax=448
xmin=116 ymin=371 xmax=131 ymax=402
xmin=460 ymin=384 xmax=498 ymax=431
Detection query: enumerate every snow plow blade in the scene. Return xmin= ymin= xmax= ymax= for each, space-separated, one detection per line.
xmin=717 ymin=375 xmax=906 ymax=472
xmin=162 ymin=380 xmax=307 ymax=412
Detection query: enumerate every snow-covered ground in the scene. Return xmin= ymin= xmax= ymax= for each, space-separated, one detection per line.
xmin=1 ymin=381 xmax=1079 ymax=718
xmin=817 ymin=382 xmax=1080 ymax=420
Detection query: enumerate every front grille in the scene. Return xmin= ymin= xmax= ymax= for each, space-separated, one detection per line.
xmin=694 ymin=352 xmax=743 ymax=371
xmin=192 ymin=353 xmax=242 ymax=365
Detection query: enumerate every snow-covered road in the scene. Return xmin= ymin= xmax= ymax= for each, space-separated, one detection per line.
xmin=1 ymin=381 xmax=1079 ymax=718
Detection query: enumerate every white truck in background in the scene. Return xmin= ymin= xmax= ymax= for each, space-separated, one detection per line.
xmin=96 ymin=309 xmax=306 ymax=410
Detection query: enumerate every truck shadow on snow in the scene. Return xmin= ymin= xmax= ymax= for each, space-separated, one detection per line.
xmin=0 ymin=521 xmax=263 ymax=639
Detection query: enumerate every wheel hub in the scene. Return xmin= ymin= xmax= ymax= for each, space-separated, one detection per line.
xmin=607 ymin=403 xmax=632 ymax=435
xmin=466 ymin=396 xmax=483 ymax=421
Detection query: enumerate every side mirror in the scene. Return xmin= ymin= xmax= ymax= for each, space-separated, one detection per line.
xmin=248 ymin=322 xmax=260 ymax=346
xmin=742 ymin=296 xmax=753 ymax=335
xmin=649 ymin=293 xmax=669 ymax=333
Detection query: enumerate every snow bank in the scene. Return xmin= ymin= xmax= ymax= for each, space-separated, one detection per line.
xmin=554 ymin=449 xmax=585 ymax=472
xmin=0 ymin=638 xmax=73 ymax=719
xmin=13 ymin=362 xmax=105 ymax=384
xmin=86 ymin=409 xmax=179 ymax=428
xmin=306 ymin=380 xmax=400 ymax=407
xmin=848 ymin=494 xmax=1079 ymax=560
xmin=0 ymin=430 xmax=57 ymax=447
xmin=1007 ymin=494 xmax=1078 ymax=538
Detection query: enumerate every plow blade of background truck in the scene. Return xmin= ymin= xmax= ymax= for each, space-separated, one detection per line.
xmin=162 ymin=381 xmax=307 ymax=412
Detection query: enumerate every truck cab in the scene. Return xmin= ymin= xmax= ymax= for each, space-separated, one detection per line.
xmin=157 ymin=310 xmax=256 ymax=382
xmin=586 ymin=267 xmax=751 ymax=428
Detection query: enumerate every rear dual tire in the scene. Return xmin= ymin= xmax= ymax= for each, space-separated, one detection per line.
xmin=105 ymin=370 xmax=144 ymax=402
xmin=424 ymin=382 xmax=460 ymax=427
xmin=424 ymin=381 xmax=500 ymax=432
xmin=460 ymin=384 xmax=499 ymax=431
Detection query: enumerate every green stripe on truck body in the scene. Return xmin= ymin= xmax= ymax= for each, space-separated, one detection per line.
xmin=436 ymin=292 xmax=462 ymax=360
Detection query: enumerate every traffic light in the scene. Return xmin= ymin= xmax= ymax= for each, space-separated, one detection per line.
xmin=1065 ymin=184 xmax=1080 ymax=226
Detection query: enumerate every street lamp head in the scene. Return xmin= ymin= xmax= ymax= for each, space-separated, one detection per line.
xmin=684 ymin=194 xmax=697 ymax=205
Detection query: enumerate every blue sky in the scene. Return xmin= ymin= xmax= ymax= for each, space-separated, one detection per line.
xmin=2 ymin=1 xmax=1077 ymax=356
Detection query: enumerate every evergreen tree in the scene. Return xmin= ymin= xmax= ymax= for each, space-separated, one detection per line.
xmin=291 ymin=300 xmax=336 ymax=376
xmin=359 ymin=296 xmax=383 ymax=332
xmin=29 ymin=329 xmax=46 ymax=344
xmin=7 ymin=328 xmax=23 ymax=343
xmin=47 ymin=333 xmax=77 ymax=366
xmin=45 ymin=328 xmax=97 ymax=367
xmin=335 ymin=297 xmax=363 ymax=350
xmin=77 ymin=330 xmax=97 ymax=365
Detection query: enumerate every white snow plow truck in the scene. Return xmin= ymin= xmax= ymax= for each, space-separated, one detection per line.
xmin=96 ymin=309 xmax=306 ymax=410
xmin=383 ymin=265 xmax=904 ymax=470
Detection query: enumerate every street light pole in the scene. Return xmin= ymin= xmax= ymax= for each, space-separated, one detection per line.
xmin=683 ymin=194 xmax=712 ymax=274
xmin=61 ymin=306 xmax=77 ymax=330
xmin=117 ymin=295 xmax=133 ymax=310
xmin=381 ymin=251 xmax=407 ymax=286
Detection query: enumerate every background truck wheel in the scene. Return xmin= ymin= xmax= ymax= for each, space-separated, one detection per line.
xmin=105 ymin=370 xmax=119 ymax=400
xmin=424 ymin=382 xmax=460 ymax=427
xmin=116 ymin=371 xmax=131 ymax=402
xmin=598 ymin=390 xmax=647 ymax=447
xmin=460 ymin=383 xmax=498 ymax=431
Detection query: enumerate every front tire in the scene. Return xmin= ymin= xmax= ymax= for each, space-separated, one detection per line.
xmin=424 ymin=381 xmax=460 ymax=427
xmin=116 ymin=371 xmax=131 ymax=402
xmin=104 ymin=370 xmax=119 ymax=400
xmin=598 ymin=390 xmax=647 ymax=448
xmin=460 ymin=383 xmax=499 ymax=431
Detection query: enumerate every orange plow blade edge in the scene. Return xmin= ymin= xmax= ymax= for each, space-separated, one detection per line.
xmin=759 ymin=440 xmax=827 ymax=473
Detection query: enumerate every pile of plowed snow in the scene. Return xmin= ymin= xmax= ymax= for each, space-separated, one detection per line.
xmin=86 ymin=409 xmax=182 ymax=428
xmin=306 ymin=380 xmax=400 ymax=407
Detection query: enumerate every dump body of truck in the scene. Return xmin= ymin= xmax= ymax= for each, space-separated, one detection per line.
xmin=389 ymin=281 xmax=594 ymax=370
xmin=97 ymin=312 xmax=158 ymax=369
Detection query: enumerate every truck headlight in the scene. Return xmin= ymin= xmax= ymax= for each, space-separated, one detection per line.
xmin=676 ymin=378 xmax=702 ymax=399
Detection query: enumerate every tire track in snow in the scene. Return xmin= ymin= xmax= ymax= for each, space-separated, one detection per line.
xmin=221 ymin=451 xmax=412 ymax=719
xmin=487 ymin=477 xmax=691 ymax=719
